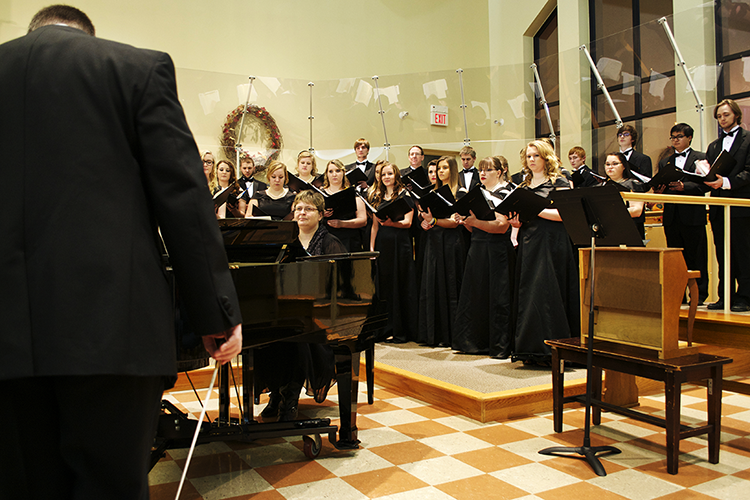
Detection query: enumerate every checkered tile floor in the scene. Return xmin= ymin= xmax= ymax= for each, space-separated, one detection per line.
xmin=149 ymin=377 xmax=750 ymax=500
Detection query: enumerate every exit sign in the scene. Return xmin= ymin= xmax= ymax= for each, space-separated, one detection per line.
xmin=430 ymin=105 xmax=448 ymax=127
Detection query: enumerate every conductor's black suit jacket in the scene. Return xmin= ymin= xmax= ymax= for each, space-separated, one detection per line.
xmin=0 ymin=26 xmax=242 ymax=381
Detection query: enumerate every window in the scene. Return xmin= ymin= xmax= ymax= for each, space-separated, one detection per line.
xmin=588 ymin=0 xmax=674 ymax=171
xmin=534 ymin=9 xmax=559 ymax=152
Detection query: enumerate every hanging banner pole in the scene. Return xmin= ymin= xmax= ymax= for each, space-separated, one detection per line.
xmin=308 ymin=82 xmax=315 ymax=153
xmin=372 ymin=75 xmax=390 ymax=161
xmin=580 ymin=45 xmax=623 ymax=129
xmin=235 ymin=76 xmax=256 ymax=174
xmin=456 ymin=68 xmax=471 ymax=146
xmin=658 ymin=17 xmax=706 ymax=151
xmin=530 ymin=63 xmax=557 ymax=143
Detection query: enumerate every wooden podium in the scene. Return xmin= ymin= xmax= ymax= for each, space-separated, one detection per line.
xmin=579 ymin=247 xmax=700 ymax=406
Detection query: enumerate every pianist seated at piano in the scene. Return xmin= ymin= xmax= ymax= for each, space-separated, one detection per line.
xmin=256 ymin=191 xmax=344 ymax=421
xmin=211 ymin=159 xmax=243 ymax=218
xmin=245 ymin=161 xmax=296 ymax=220
xmin=322 ymin=159 xmax=367 ymax=252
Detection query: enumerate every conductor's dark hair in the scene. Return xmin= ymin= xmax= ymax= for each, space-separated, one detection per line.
xmin=28 ymin=5 xmax=95 ymax=36
xmin=670 ymin=123 xmax=694 ymax=139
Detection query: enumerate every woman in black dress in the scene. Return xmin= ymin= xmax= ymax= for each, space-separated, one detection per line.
xmin=510 ymin=140 xmax=580 ymax=366
xmin=210 ymin=159 xmax=243 ymax=218
xmin=604 ymin=152 xmax=647 ymax=239
xmin=369 ymin=163 xmax=419 ymax=343
xmin=294 ymin=150 xmax=322 ymax=187
xmin=452 ymin=156 xmax=516 ymax=357
xmin=258 ymin=191 xmax=346 ymax=421
xmin=427 ymin=159 xmax=438 ymax=187
xmin=245 ymin=161 xmax=296 ymax=220
xmin=322 ymin=159 xmax=367 ymax=252
xmin=417 ymin=156 xmax=466 ymax=347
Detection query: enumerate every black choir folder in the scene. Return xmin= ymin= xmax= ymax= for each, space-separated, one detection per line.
xmin=213 ymin=187 xmax=233 ymax=209
xmin=402 ymin=167 xmax=433 ymax=198
xmin=286 ymin=173 xmax=325 ymax=193
xmin=494 ymin=187 xmax=552 ymax=223
xmin=416 ymin=184 xmax=456 ymax=219
xmin=324 ymin=187 xmax=357 ymax=217
xmin=452 ymin=185 xmax=499 ymax=221
xmin=346 ymin=167 xmax=368 ymax=186
xmin=648 ymin=150 xmax=737 ymax=189
xmin=360 ymin=193 xmax=413 ymax=222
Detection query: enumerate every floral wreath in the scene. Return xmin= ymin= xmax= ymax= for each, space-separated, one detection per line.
xmin=219 ymin=104 xmax=283 ymax=169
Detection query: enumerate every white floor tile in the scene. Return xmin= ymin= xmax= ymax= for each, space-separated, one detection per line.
xmin=691 ymin=475 xmax=750 ymax=500
xmin=315 ymin=448 xmax=393 ymax=477
xmin=588 ymin=468 xmax=683 ymax=500
xmin=398 ymin=456 xmax=483 ymax=485
xmin=418 ymin=432 xmax=493 ymax=455
xmin=276 ymin=477 xmax=368 ymax=500
xmin=490 ymin=462 xmax=580 ymax=494
xmin=365 ymin=409 xmax=428 ymax=427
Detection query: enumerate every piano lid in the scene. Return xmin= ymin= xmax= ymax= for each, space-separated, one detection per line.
xmin=218 ymin=219 xmax=304 ymax=264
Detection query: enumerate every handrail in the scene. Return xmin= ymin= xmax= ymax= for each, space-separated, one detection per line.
xmin=617 ymin=192 xmax=749 ymax=312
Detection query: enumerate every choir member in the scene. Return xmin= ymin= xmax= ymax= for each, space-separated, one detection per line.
xmin=657 ymin=123 xmax=709 ymax=304
xmin=345 ymin=137 xmax=376 ymax=189
xmin=258 ymin=191 xmax=344 ymax=421
xmin=568 ymin=146 xmax=601 ymax=188
xmin=618 ymin=124 xmax=653 ymax=179
xmin=238 ymin=154 xmax=267 ymax=217
xmin=452 ymin=156 xmax=515 ymax=357
xmin=245 ymin=161 xmax=296 ymax=220
xmin=458 ymin=145 xmax=481 ymax=190
xmin=427 ymin=159 xmax=438 ymax=186
xmin=322 ymin=159 xmax=367 ymax=252
xmin=369 ymin=163 xmax=419 ymax=343
xmin=202 ymin=150 xmax=215 ymax=186
xmin=603 ymin=152 xmax=647 ymax=239
xmin=400 ymin=145 xmax=424 ymax=176
xmin=703 ymin=99 xmax=750 ymax=312
xmin=295 ymin=150 xmax=321 ymax=187
xmin=417 ymin=156 xmax=466 ymax=347
xmin=210 ymin=159 xmax=242 ymax=218
xmin=510 ymin=140 xmax=580 ymax=366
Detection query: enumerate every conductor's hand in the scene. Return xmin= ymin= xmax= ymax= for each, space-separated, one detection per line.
xmin=203 ymin=324 xmax=243 ymax=364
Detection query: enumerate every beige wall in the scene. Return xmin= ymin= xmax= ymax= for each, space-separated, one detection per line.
xmin=0 ymin=1 xmax=722 ymax=171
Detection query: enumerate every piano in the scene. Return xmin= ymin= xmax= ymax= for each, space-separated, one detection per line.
xmin=153 ymin=219 xmax=386 ymax=467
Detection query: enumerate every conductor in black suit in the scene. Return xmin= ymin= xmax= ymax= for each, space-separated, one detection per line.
xmin=618 ymin=124 xmax=653 ymax=179
xmin=657 ymin=123 xmax=709 ymax=303
xmin=0 ymin=6 xmax=243 ymax=498
xmin=345 ymin=137 xmax=376 ymax=189
xmin=704 ymin=99 xmax=750 ymax=311
xmin=458 ymin=145 xmax=481 ymax=190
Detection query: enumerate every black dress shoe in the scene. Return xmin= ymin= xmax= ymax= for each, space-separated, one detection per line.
xmin=707 ymin=300 xmax=725 ymax=310
xmin=731 ymin=302 xmax=750 ymax=312
xmin=260 ymin=391 xmax=281 ymax=418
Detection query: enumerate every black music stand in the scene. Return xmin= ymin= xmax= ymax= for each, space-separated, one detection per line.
xmin=538 ymin=184 xmax=643 ymax=476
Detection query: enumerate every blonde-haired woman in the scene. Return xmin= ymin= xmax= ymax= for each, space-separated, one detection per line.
xmin=245 ymin=161 xmax=296 ymax=220
xmin=417 ymin=156 xmax=466 ymax=347
xmin=294 ymin=150 xmax=321 ymax=188
xmin=509 ymin=140 xmax=579 ymax=366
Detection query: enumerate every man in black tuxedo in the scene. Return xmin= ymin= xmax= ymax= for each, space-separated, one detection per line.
xmin=618 ymin=124 xmax=653 ymax=179
xmin=400 ymin=144 xmax=425 ymax=177
xmin=458 ymin=145 xmax=481 ymax=190
xmin=345 ymin=137 xmax=376 ymax=189
xmin=657 ymin=123 xmax=709 ymax=303
xmin=0 ymin=6 xmax=242 ymax=498
xmin=704 ymin=99 xmax=750 ymax=311
xmin=238 ymin=154 xmax=268 ymax=215
xmin=568 ymin=146 xmax=602 ymax=188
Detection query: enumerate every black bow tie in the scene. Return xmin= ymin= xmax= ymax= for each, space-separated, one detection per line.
xmin=621 ymin=148 xmax=633 ymax=155
xmin=674 ymin=151 xmax=687 ymax=158
xmin=356 ymin=161 xmax=366 ymax=165
xmin=721 ymin=129 xmax=738 ymax=139
xmin=465 ymin=168 xmax=477 ymax=174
